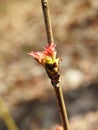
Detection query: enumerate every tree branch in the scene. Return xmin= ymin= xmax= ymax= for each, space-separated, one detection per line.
xmin=41 ymin=0 xmax=70 ymax=130
xmin=41 ymin=0 xmax=54 ymax=44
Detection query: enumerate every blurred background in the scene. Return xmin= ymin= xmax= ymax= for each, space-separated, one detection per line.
xmin=0 ymin=0 xmax=98 ymax=130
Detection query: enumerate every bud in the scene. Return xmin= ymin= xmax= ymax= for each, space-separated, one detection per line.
xmin=28 ymin=43 xmax=59 ymax=66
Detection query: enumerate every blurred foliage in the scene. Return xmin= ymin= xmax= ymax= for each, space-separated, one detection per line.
xmin=0 ymin=96 xmax=18 ymax=130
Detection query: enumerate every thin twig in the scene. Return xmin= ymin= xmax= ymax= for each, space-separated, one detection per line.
xmin=41 ymin=0 xmax=54 ymax=44
xmin=41 ymin=0 xmax=70 ymax=130
xmin=54 ymin=85 xmax=69 ymax=130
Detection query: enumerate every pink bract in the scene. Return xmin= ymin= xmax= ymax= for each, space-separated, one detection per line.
xmin=28 ymin=43 xmax=57 ymax=65
xmin=28 ymin=51 xmax=44 ymax=63
xmin=44 ymin=43 xmax=56 ymax=56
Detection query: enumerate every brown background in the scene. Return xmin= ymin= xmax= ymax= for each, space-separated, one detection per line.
xmin=0 ymin=0 xmax=98 ymax=130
